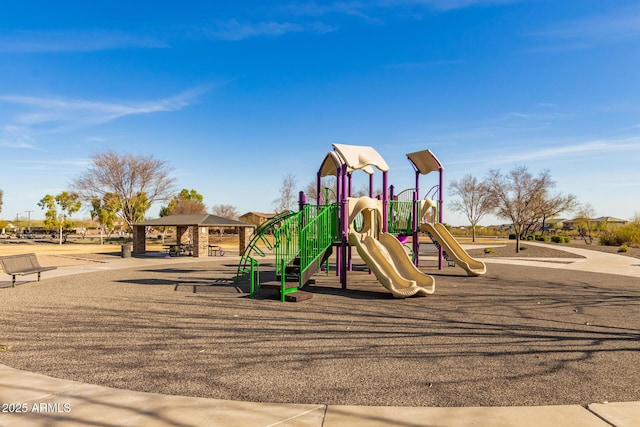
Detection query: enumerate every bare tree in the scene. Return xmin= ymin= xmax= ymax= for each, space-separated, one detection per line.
xmin=305 ymin=177 xmax=338 ymax=205
xmin=573 ymin=202 xmax=597 ymax=244
xmin=449 ymin=174 xmax=495 ymax=242
xmin=210 ymin=204 xmax=239 ymax=236
xmin=273 ymin=173 xmax=298 ymax=213
xmin=211 ymin=204 xmax=239 ymax=219
xmin=485 ymin=167 xmax=571 ymax=253
xmin=73 ymin=149 xmax=176 ymax=229
xmin=0 ymin=189 xmax=3 ymax=214
xmin=531 ymin=192 xmax=577 ymax=236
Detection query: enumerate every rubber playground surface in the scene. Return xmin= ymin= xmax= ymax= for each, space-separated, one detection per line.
xmin=1 ymin=246 xmax=639 ymax=409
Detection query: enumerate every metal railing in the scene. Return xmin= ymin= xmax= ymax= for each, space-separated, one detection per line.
xmin=299 ymin=203 xmax=338 ymax=284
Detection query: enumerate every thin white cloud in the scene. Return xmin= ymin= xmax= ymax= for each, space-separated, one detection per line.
xmin=1 ymin=89 xmax=202 ymax=127
xmin=0 ymin=88 xmax=205 ymax=148
xmin=0 ymin=125 xmax=36 ymax=149
xmin=0 ymin=29 xmax=168 ymax=53
xmin=209 ymin=20 xmax=335 ymax=40
xmin=283 ymin=0 xmax=518 ymax=18
xmin=487 ymin=138 xmax=640 ymax=166
xmin=527 ymin=4 xmax=640 ymax=50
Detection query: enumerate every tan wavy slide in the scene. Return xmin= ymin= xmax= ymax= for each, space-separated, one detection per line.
xmin=421 ymin=222 xmax=486 ymax=276
xmin=349 ymin=231 xmax=435 ymax=298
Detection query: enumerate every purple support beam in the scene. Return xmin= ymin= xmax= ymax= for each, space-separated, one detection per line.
xmin=340 ymin=163 xmax=349 ymax=289
xmin=298 ymin=191 xmax=306 ymax=212
xmin=413 ymin=170 xmax=420 ymax=266
xmin=438 ymin=167 xmax=444 ymax=270
xmin=382 ymin=171 xmax=388 ymax=233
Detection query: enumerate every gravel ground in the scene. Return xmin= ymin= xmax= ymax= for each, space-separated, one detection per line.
xmin=1 ymin=253 xmax=639 ymax=408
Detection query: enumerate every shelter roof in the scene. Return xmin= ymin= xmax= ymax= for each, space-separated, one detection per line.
xmin=406 ymin=149 xmax=443 ymax=175
xmin=332 ymin=143 xmax=389 ymax=173
xmin=136 ymin=214 xmax=254 ymax=228
xmin=318 ymin=150 xmax=376 ymax=177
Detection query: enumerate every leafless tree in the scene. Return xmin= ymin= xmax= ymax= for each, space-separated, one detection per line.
xmin=531 ymin=192 xmax=577 ymax=236
xmin=211 ymin=204 xmax=239 ymax=219
xmin=210 ymin=204 xmax=239 ymax=237
xmin=573 ymin=202 xmax=597 ymax=244
xmin=305 ymin=177 xmax=337 ymax=204
xmin=72 ymin=149 xmax=176 ymax=229
xmin=0 ymin=189 xmax=3 ymax=214
xmin=449 ymin=174 xmax=495 ymax=242
xmin=273 ymin=173 xmax=298 ymax=213
xmin=485 ymin=167 xmax=573 ymax=253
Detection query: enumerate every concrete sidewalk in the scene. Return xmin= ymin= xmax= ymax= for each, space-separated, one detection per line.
xmin=2 ymin=364 xmax=639 ymax=426
xmin=466 ymin=241 xmax=640 ymax=278
xmin=1 ymin=247 xmax=640 ymax=426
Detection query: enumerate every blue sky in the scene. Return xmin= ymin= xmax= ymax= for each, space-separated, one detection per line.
xmin=1 ymin=0 xmax=639 ymax=226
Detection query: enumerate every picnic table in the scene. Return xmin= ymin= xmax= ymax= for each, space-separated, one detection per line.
xmin=208 ymin=245 xmax=225 ymax=256
xmin=163 ymin=244 xmax=193 ymax=257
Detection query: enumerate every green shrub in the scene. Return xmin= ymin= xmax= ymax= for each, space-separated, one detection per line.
xmin=535 ymin=235 xmax=550 ymax=242
xmin=600 ymin=231 xmax=623 ymax=246
xmin=618 ymin=245 xmax=630 ymax=253
xmin=563 ymin=236 xmax=570 ymax=243
xmin=551 ymin=236 xmax=563 ymax=243
xmin=508 ymin=233 xmax=516 ymax=240
xmin=519 ymin=245 xmax=528 ymax=251
xmin=484 ymin=248 xmax=495 ymax=254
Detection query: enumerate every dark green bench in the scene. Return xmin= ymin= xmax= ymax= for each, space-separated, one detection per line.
xmin=0 ymin=253 xmax=57 ymax=288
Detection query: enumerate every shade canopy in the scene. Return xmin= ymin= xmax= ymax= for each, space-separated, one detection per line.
xmin=332 ymin=143 xmax=389 ymax=173
xmin=406 ymin=149 xmax=443 ymax=175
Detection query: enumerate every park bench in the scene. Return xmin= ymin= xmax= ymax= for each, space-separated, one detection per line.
xmin=0 ymin=253 xmax=57 ymax=288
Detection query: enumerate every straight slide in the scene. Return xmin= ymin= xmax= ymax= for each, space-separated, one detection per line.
xmin=421 ymin=222 xmax=486 ymax=276
xmin=349 ymin=232 xmax=435 ymax=298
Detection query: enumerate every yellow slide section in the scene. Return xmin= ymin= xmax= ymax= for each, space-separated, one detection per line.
xmin=349 ymin=232 xmax=435 ymax=298
xmin=421 ymin=222 xmax=486 ymax=276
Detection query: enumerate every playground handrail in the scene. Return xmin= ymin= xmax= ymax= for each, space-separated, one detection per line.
xmin=299 ymin=203 xmax=339 ymax=285
xmin=274 ymin=210 xmax=302 ymax=279
xmin=236 ymin=210 xmax=297 ymax=284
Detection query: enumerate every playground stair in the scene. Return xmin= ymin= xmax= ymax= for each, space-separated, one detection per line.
xmin=236 ymin=203 xmax=338 ymax=302
xmin=235 ymin=210 xmax=297 ymax=283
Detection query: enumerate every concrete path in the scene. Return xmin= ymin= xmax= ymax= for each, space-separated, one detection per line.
xmin=476 ymin=241 xmax=640 ymax=278
xmin=3 ymin=363 xmax=640 ymax=426
xmin=1 ymin=247 xmax=640 ymax=426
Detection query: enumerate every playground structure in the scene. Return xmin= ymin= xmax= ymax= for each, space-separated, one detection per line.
xmin=236 ymin=143 xmax=485 ymax=300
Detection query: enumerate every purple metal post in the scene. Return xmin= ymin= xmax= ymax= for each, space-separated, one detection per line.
xmin=382 ymin=171 xmax=388 ymax=233
xmin=438 ymin=166 xmax=444 ymax=270
xmin=413 ymin=170 xmax=420 ymax=266
xmin=298 ymin=191 xmax=306 ymax=212
xmin=340 ymin=164 xmax=349 ymax=289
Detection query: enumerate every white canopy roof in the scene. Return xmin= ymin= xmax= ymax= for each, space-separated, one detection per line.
xmin=406 ymin=149 xmax=443 ymax=175
xmin=332 ymin=143 xmax=389 ymax=173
